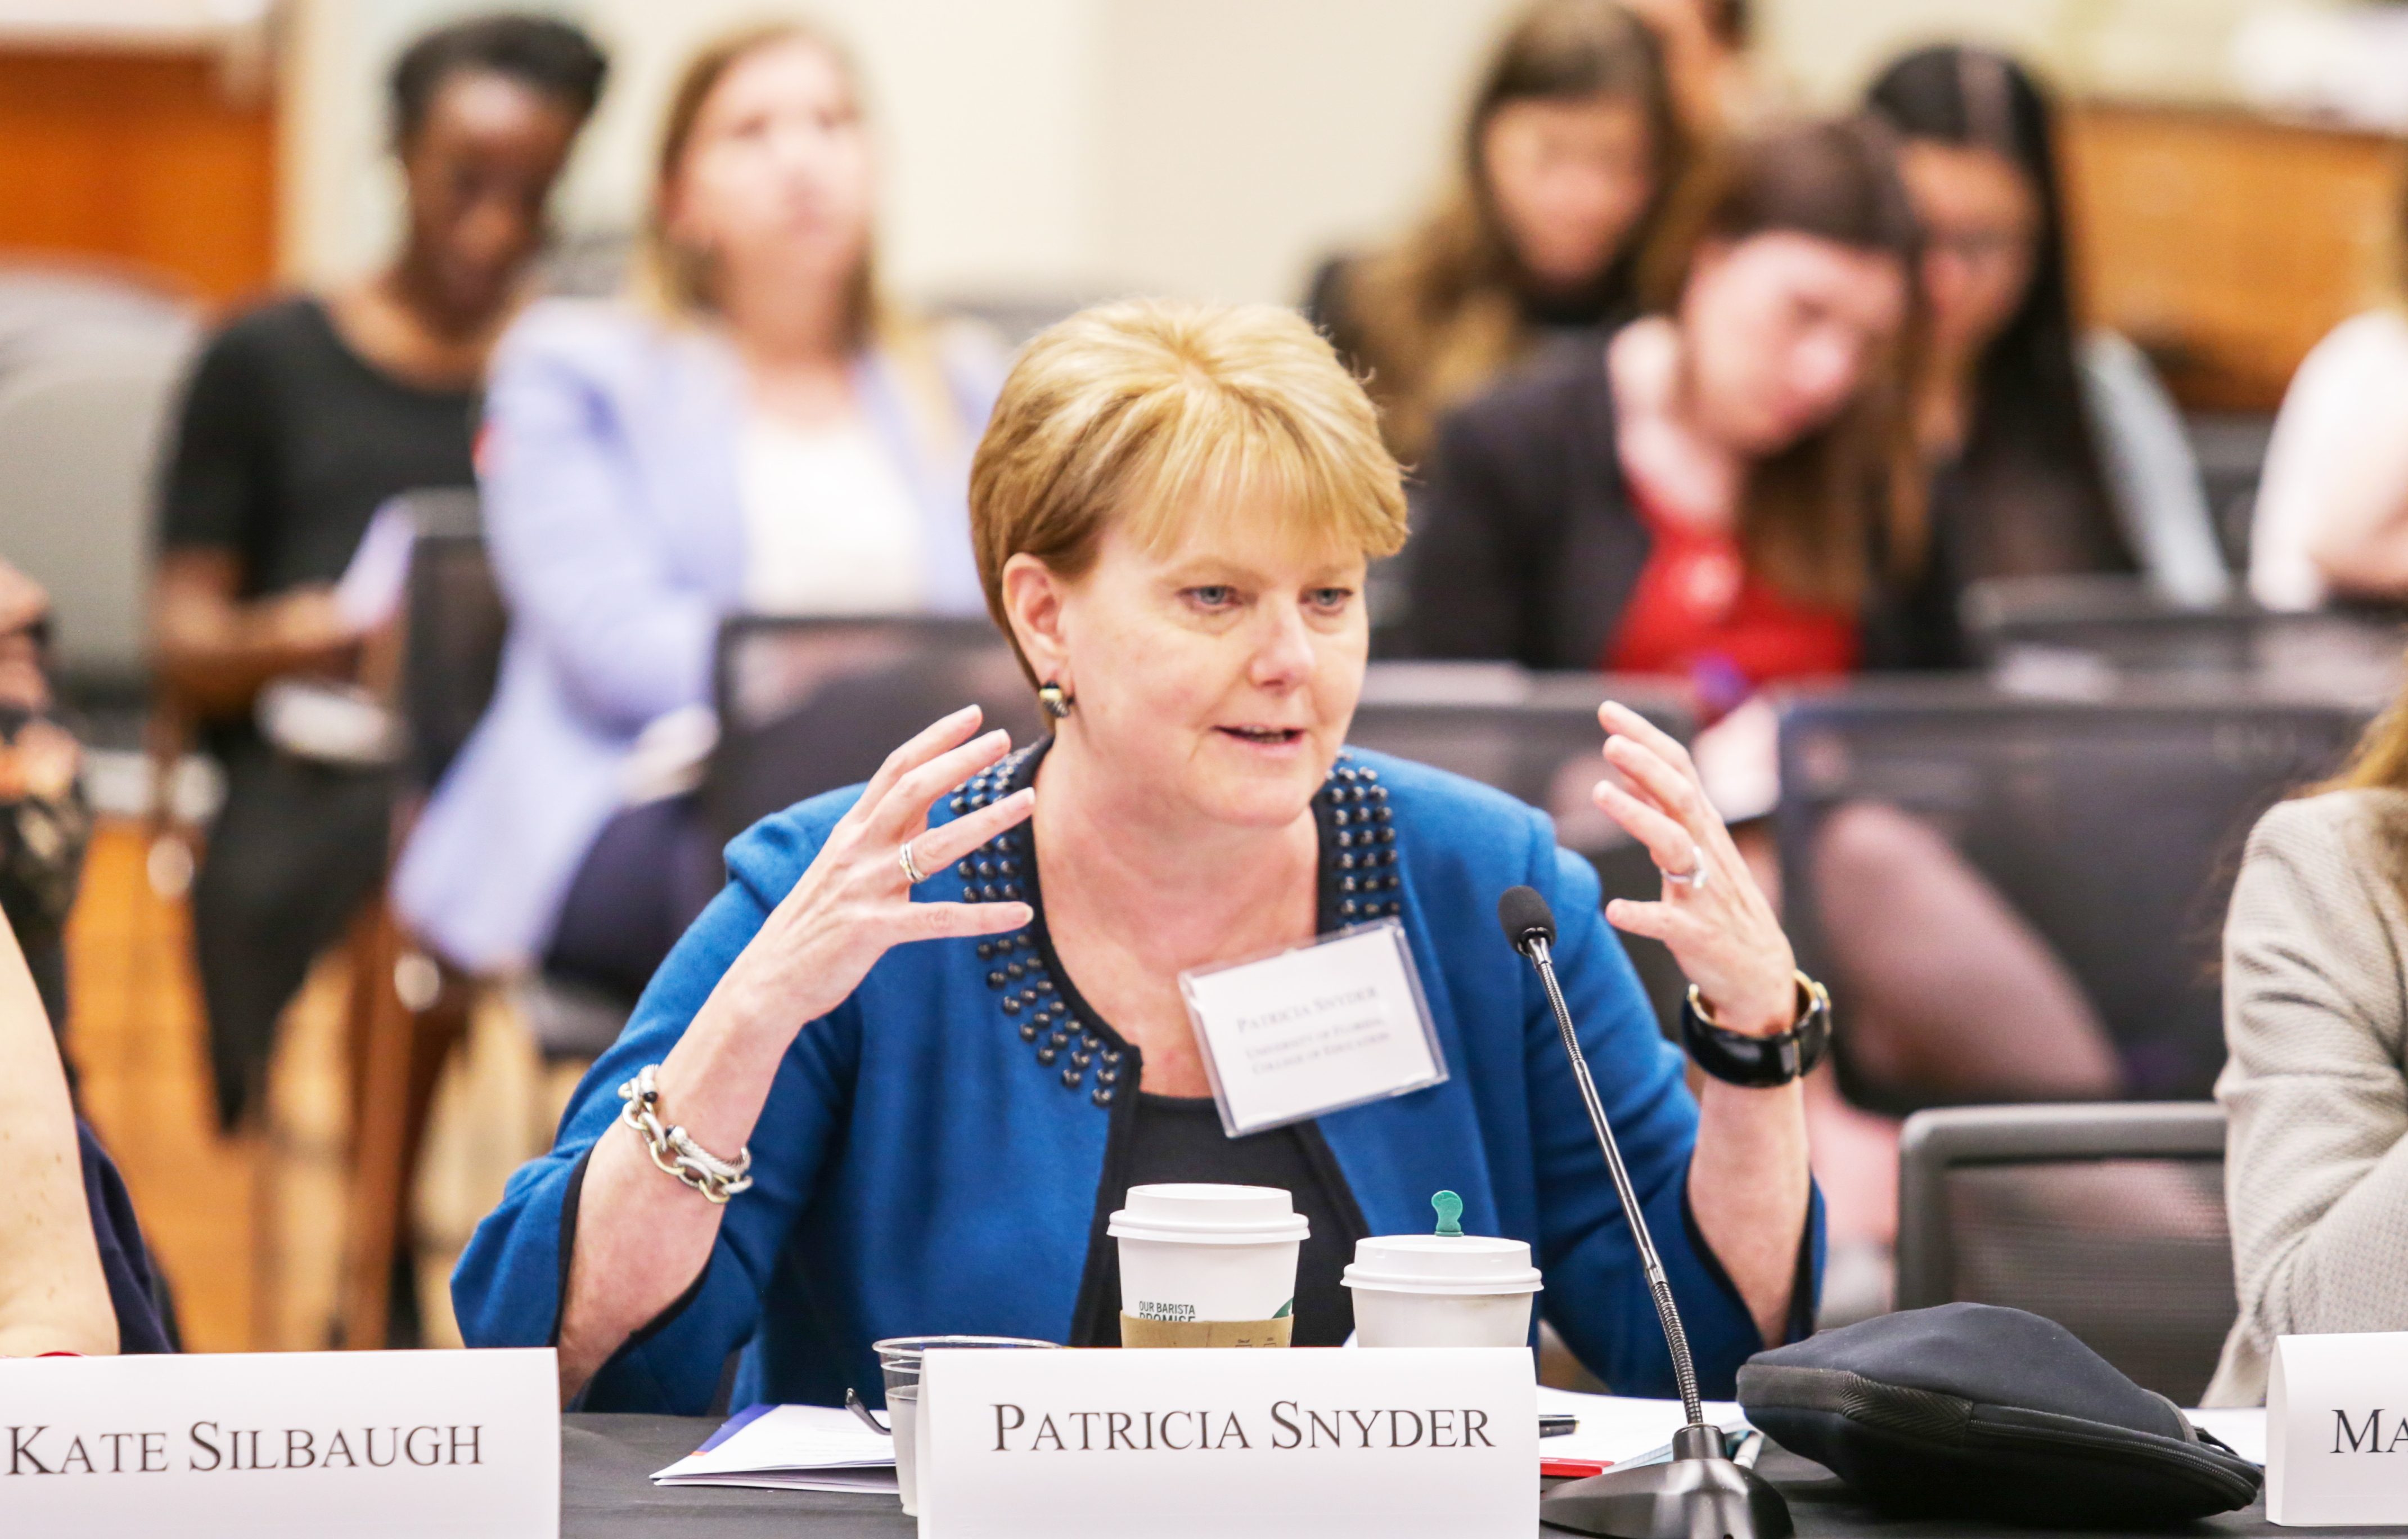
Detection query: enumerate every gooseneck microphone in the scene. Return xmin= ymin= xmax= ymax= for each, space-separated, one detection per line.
xmin=1498 ymin=885 xmax=1704 ymax=1428
xmin=1498 ymin=884 xmax=1792 ymax=1539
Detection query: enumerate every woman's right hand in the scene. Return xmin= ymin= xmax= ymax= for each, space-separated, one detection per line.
xmin=713 ymin=705 xmax=1037 ymax=1039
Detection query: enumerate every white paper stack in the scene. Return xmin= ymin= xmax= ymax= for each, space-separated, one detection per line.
xmin=651 ymin=1403 xmax=899 ymax=1495
xmin=1536 ymin=1387 xmax=1753 ymax=1467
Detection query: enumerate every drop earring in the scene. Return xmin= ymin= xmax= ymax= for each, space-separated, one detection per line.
xmin=1037 ymin=681 xmax=1075 ymax=720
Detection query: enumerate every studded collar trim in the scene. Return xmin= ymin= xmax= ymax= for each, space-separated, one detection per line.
xmin=946 ymin=739 xmax=1405 ymax=1110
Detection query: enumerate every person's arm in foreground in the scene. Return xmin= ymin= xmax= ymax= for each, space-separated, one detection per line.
xmin=0 ymin=919 xmax=115 ymax=1356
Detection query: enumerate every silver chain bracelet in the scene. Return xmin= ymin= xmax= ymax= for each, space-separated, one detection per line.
xmin=617 ymin=1064 xmax=754 ymax=1204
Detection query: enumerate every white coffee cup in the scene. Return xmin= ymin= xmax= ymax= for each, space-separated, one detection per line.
xmin=1343 ymin=1232 xmax=1544 ymax=1348
xmin=1108 ymin=1184 xmax=1308 ymax=1343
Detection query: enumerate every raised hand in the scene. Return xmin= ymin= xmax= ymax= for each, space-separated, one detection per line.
xmin=1589 ymin=699 xmax=1798 ymax=1038
xmin=717 ymin=705 xmax=1037 ymax=1036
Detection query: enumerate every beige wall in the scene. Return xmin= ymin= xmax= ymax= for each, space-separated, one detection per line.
xmin=277 ymin=0 xmax=1519 ymax=306
xmin=276 ymin=0 xmax=2263 ymax=306
xmin=1758 ymin=0 xmax=2260 ymax=107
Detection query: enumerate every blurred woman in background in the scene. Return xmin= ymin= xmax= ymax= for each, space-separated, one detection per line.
xmin=153 ymin=15 xmax=607 ymax=1128
xmin=1401 ymin=116 xmax=1921 ymax=713
xmin=396 ymin=22 xmax=1005 ymax=1007
xmin=1866 ymin=44 xmax=2228 ymax=658
xmin=2247 ymin=185 xmax=2408 ymax=609
xmin=1307 ymin=0 xmax=1684 ymax=466
xmin=2210 ymin=680 xmax=2408 ymax=1402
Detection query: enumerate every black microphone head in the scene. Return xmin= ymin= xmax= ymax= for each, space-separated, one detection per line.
xmin=1497 ymin=885 xmax=1556 ymax=954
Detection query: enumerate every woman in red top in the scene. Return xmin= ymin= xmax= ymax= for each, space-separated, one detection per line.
xmin=1409 ymin=118 xmax=2126 ymax=1321
xmin=1403 ymin=117 xmax=1925 ymax=707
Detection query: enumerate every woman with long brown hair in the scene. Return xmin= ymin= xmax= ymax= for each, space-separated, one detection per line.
xmin=1401 ymin=116 xmax=1921 ymax=709
xmin=396 ymin=22 xmax=1002 ymax=1005
xmin=1307 ymin=0 xmax=1684 ymax=464
xmin=2209 ymin=689 xmax=2408 ymax=1403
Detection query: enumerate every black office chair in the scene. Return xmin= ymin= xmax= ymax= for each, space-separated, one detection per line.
xmin=1897 ymin=1101 xmax=2233 ymax=1406
xmin=1345 ymin=663 xmax=1693 ymax=821
xmin=341 ymin=492 xmax=506 ymax=1348
xmin=2185 ymin=411 xmax=2272 ymax=572
xmin=1963 ymin=573 xmax=2404 ymax=699
xmin=395 ymin=491 xmax=502 ymax=793
xmin=704 ymin=615 xmax=1045 ymax=842
xmin=1775 ymin=677 xmax=2366 ymax=1101
xmin=1348 ymin=664 xmax=1698 ymax=1029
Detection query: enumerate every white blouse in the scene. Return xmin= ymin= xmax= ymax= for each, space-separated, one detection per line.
xmin=739 ymin=411 xmax=926 ymax=615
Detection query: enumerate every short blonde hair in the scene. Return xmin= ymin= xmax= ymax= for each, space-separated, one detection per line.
xmin=971 ymin=299 xmax=1410 ymax=678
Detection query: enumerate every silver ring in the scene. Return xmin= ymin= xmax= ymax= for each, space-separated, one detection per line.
xmin=1664 ymin=840 xmax=1709 ymax=891
xmin=898 ymin=839 xmax=930 ymax=886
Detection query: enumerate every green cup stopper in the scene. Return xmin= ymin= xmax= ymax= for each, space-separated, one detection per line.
xmin=1432 ymin=1190 xmax=1464 ymax=1238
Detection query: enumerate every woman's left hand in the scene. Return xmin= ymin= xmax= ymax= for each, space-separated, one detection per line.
xmin=1591 ymin=700 xmax=1798 ymax=1038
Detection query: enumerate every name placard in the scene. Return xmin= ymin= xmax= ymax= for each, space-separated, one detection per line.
xmin=916 ymin=1346 xmax=1536 ymax=1538
xmin=2269 ymin=1331 xmax=2408 ymax=1526
xmin=0 ymin=1347 xmax=559 ymax=1538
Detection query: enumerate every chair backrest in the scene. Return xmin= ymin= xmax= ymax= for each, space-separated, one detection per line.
xmin=1347 ymin=663 xmax=1693 ymax=836
xmin=2185 ymin=411 xmax=2272 ymax=571
xmin=1964 ymin=574 xmax=2404 ymax=702
xmin=1776 ymin=677 xmax=2365 ymax=1099
xmin=398 ymin=492 xmax=504 ymax=791
xmin=0 ymin=333 xmax=199 ymax=694
xmin=1897 ymin=1101 xmax=2233 ymax=1406
xmin=0 ymin=263 xmax=195 ymax=380
xmin=1347 ymin=664 xmax=1699 ymax=1029
xmin=704 ymin=615 xmax=1044 ymax=840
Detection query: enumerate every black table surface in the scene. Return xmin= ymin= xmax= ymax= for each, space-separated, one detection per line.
xmin=564 ymin=1414 xmax=2293 ymax=1538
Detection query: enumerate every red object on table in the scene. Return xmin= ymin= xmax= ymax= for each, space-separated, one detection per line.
xmin=1542 ymin=1457 xmax=1613 ymax=1479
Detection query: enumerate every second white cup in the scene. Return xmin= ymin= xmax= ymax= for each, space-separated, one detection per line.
xmin=1343 ymin=1231 xmax=1544 ymax=1348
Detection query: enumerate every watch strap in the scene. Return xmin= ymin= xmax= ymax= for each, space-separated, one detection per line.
xmin=1679 ymin=971 xmax=1831 ymax=1088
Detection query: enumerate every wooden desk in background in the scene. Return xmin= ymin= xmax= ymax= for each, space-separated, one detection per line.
xmin=2062 ymin=101 xmax=2406 ymax=412
xmin=0 ymin=46 xmax=274 ymax=304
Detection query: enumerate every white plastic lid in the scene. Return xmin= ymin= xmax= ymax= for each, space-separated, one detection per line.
xmin=1106 ymin=1184 xmax=1310 ymax=1245
xmin=1342 ymin=1234 xmax=1544 ymax=1296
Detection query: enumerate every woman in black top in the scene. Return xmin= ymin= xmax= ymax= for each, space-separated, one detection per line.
xmin=1865 ymin=46 xmax=2230 ymax=655
xmin=152 ymin=15 xmax=606 ymax=1131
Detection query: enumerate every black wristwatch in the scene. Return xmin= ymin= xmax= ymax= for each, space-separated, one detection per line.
xmin=1678 ymin=971 xmax=1831 ymax=1087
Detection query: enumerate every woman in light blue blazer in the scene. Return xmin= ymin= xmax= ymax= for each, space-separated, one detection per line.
xmin=396 ymin=22 xmax=1002 ymax=991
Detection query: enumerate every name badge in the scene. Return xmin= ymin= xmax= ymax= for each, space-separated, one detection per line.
xmin=916 ymin=1345 xmax=1535 ymax=1538
xmin=1181 ymin=919 xmax=1448 ymax=1136
xmin=2269 ymin=1331 xmax=2408 ymax=1526
xmin=0 ymin=1348 xmax=559 ymax=1538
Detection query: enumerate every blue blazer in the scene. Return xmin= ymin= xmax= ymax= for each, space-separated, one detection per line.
xmin=451 ymin=746 xmax=1822 ymax=1409
xmin=393 ymin=298 xmax=1003 ymax=972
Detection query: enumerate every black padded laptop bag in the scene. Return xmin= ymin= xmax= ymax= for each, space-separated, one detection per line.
xmin=1737 ymin=1303 xmax=2262 ymax=1527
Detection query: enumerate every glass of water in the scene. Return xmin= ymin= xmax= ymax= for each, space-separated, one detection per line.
xmin=871 ymin=1335 xmax=1058 ymax=1515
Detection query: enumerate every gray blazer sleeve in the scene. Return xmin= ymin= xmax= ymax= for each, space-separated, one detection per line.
xmin=2217 ymin=790 xmax=2408 ymax=1393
